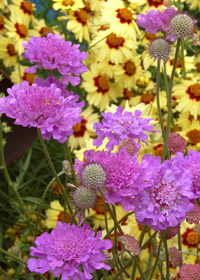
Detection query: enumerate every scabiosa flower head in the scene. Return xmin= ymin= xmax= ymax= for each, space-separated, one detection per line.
xmin=75 ymin=149 xmax=148 ymax=211
xmin=186 ymin=200 xmax=200 ymax=224
xmin=167 ymin=13 xmax=197 ymax=41
xmin=82 ymin=164 xmax=106 ymax=190
xmin=148 ymin=38 xmax=171 ymax=63
xmin=27 ymin=222 xmax=112 ymax=279
xmin=73 ymin=185 xmax=98 ymax=210
xmin=133 ymin=155 xmax=194 ymax=231
xmin=179 ymin=264 xmax=200 ymax=280
xmin=118 ymin=137 xmax=138 ymax=156
xmin=158 ymin=224 xmax=181 ymax=240
xmin=136 ymin=7 xmax=178 ymax=34
xmin=23 ymin=33 xmax=87 ymax=86
xmin=101 ymin=253 xmax=113 ymax=266
xmin=168 ymin=132 xmax=187 ymax=154
xmin=118 ymin=234 xmax=141 ymax=257
xmin=93 ymin=106 xmax=156 ymax=152
xmin=0 ymin=78 xmax=84 ymax=143
xmin=169 ymin=247 xmax=182 ymax=268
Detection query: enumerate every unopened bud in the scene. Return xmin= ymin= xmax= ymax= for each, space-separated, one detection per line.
xmin=62 ymin=160 xmax=73 ymax=177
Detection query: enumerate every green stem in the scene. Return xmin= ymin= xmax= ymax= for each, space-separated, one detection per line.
xmin=181 ymin=38 xmax=186 ymax=79
xmin=0 ymin=117 xmax=32 ymax=233
xmin=141 ymin=231 xmax=157 ymax=250
xmin=133 ymin=256 xmax=146 ymax=280
xmin=34 ymin=171 xmax=65 ymax=239
xmin=0 ymin=266 xmax=13 ymax=280
xmin=139 ymin=225 xmax=147 ymax=247
xmin=162 ymin=38 xmax=181 ymax=162
xmin=88 ymin=32 xmax=112 ymax=50
xmin=178 ymin=230 xmax=183 ymax=266
xmin=0 ymin=248 xmax=26 ymax=265
xmin=64 ymin=141 xmax=77 ymax=185
xmin=70 ymin=208 xmax=79 ymax=225
xmin=112 ymin=258 xmax=133 ymax=280
xmin=92 ymin=270 xmax=98 ymax=280
xmin=98 ymin=187 xmax=124 ymax=235
xmin=179 ymin=251 xmax=200 ymax=257
xmin=149 ymin=231 xmax=165 ymax=280
xmin=156 ymin=60 xmax=165 ymax=142
xmin=163 ymin=231 xmax=169 ymax=280
xmin=37 ymin=129 xmax=74 ymax=217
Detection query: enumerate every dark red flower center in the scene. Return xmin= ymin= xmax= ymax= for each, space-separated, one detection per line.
xmin=116 ymin=8 xmax=132 ymax=24
xmin=72 ymin=118 xmax=87 ymax=137
xmin=94 ymin=75 xmax=110 ymax=94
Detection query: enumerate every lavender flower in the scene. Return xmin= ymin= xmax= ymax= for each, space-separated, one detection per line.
xmin=28 ymin=222 xmax=112 ymax=280
xmin=137 ymin=7 xmax=178 ymax=34
xmin=0 ymin=78 xmax=84 ymax=143
xmin=23 ymin=33 xmax=87 ymax=86
xmin=75 ymin=149 xmax=149 ymax=211
xmin=93 ymin=106 xmax=156 ymax=152
xmin=133 ymin=154 xmax=194 ymax=231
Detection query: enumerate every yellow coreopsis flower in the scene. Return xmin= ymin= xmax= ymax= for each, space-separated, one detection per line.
xmin=9 ymin=0 xmax=35 ymax=25
xmin=185 ymin=0 xmax=200 ymax=10
xmin=29 ymin=17 xmax=60 ymax=37
xmin=52 ymin=0 xmax=84 ymax=11
xmin=0 ymin=35 xmax=18 ymax=67
xmin=10 ymin=64 xmax=36 ymax=85
xmin=179 ymin=119 xmax=200 ymax=151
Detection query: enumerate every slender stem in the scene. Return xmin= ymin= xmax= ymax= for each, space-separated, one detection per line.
xmin=133 ymin=256 xmax=146 ymax=280
xmin=141 ymin=231 xmax=157 ymax=250
xmin=88 ymin=32 xmax=112 ymax=50
xmin=70 ymin=208 xmax=79 ymax=225
xmin=181 ymin=38 xmax=186 ymax=79
xmin=0 ymin=266 xmax=13 ymax=280
xmin=178 ymin=0 xmax=181 ymax=11
xmin=147 ymin=226 xmax=155 ymax=251
xmin=0 ymin=117 xmax=32 ymax=233
xmin=163 ymin=231 xmax=169 ymax=280
xmin=149 ymin=231 xmax=165 ymax=280
xmin=0 ymin=248 xmax=26 ymax=265
xmin=112 ymin=258 xmax=133 ymax=280
xmin=34 ymin=171 xmax=65 ymax=239
xmin=178 ymin=230 xmax=183 ymax=266
xmin=162 ymin=38 xmax=181 ymax=162
xmin=163 ymin=64 xmax=169 ymax=104
xmin=179 ymin=251 xmax=200 ymax=257
xmin=98 ymin=188 xmax=124 ymax=235
xmin=139 ymin=225 xmax=147 ymax=247
xmin=92 ymin=270 xmax=98 ymax=280
xmin=37 ymin=129 xmax=74 ymax=217
xmin=156 ymin=60 xmax=165 ymax=141
xmin=64 ymin=141 xmax=77 ymax=185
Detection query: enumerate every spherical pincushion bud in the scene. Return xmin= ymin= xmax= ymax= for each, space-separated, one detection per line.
xmin=101 ymin=253 xmax=113 ymax=266
xmin=82 ymin=163 xmax=106 ymax=189
xmin=158 ymin=224 xmax=180 ymax=240
xmin=194 ymin=224 xmax=200 ymax=236
xmin=186 ymin=201 xmax=200 ymax=224
xmin=179 ymin=264 xmax=200 ymax=280
xmin=118 ymin=234 xmax=141 ymax=257
xmin=168 ymin=132 xmax=187 ymax=154
xmin=169 ymin=247 xmax=182 ymax=268
xmin=169 ymin=14 xmax=194 ymax=39
xmin=62 ymin=160 xmax=73 ymax=177
xmin=118 ymin=138 xmax=138 ymax=156
xmin=73 ymin=185 xmax=98 ymax=210
xmin=148 ymin=38 xmax=170 ymax=63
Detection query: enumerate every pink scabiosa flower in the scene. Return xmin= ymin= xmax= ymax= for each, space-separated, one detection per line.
xmin=186 ymin=200 xmax=200 ymax=224
xmin=133 ymin=154 xmax=194 ymax=231
xmin=75 ymin=149 xmax=149 ymax=211
xmin=136 ymin=7 xmax=178 ymax=34
xmin=169 ymin=247 xmax=182 ymax=268
xmin=158 ymin=224 xmax=180 ymax=240
xmin=22 ymin=33 xmax=87 ymax=86
xmin=27 ymin=222 xmax=112 ymax=279
xmin=93 ymin=106 xmax=156 ymax=152
xmin=168 ymin=132 xmax=187 ymax=154
xmin=179 ymin=263 xmax=200 ymax=280
xmin=0 ymin=77 xmax=84 ymax=143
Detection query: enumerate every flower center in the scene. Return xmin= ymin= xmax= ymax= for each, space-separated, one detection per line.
xmin=186 ymin=231 xmax=198 ymax=245
xmin=15 ymin=23 xmax=28 ymax=38
xmin=93 ymin=196 xmax=105 ymax=214
xmin=107 ymin=33 xmax=124 ymax=49
xmin=52 ymin=182 xmax=62 ymax=195
xmin=75 ymin=10 xmax=89 ymax=25
xmin=72 ymin=119 xmax=87 ymax=137
xmin=117 ymin=8 xmax=132 ymax=24
xmin=22 ymin=72 xmax=35 ymax=85
xmin=0 ymin=15 xmax=5 ymax=29
xmin=141 ymin=92 xmax=154 ymax=104
xmin=62 ymin=0 xmax=74 ymax=6
xmin=186 ymin=129 xmax=200 ymax=145
xmin=146 ymin=33 xmax=157 ymax=40
xmin=123 ymin=89 xmax=134 ymax=100
xmin=40 ymin=27 xmax=52 ymax=36
xmin=195 ymin=63 xmax=200 ymax=73
xmin=94 ymin=76 xmax=110 ymax=94
xmin=58 ymin=212 xmax=71 ymax=223
xmin=124 ymin=61 xmax=136 ymax=76
xmin=21 ymin=1 xmax=34 ymax=14
xmin=190 ymin=83 xmax=200 ymax=97
xmin=147 ymin=0 xmax=163 ymax=7
xmin=7 ymin=43 xmax=17 ymax=56
xmin=169 ymin=57 xmax=182 ymax=68
xmin=154 ymin=144 xmax=164 ymax=157
xmin=84 ymin=2 xmax=91 ymax=13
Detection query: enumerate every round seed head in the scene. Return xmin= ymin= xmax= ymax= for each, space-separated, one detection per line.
xmin=169 ymin=247 xmax=182 ymax=267
xmin=82 ymin=163 xmax=106 ymax=189
xmin=73 ymin=185 xmax=98 ymax=210
xmin=118 ymin=234 xmax=141 ymax=257
xmin=169 ymin=14 xmax=194 ymax=39
xmin=149 ymin=38 xmax=170 ymax=63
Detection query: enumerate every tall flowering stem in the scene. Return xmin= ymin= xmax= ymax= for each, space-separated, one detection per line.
xmin=0 ymin=117 xmax=33 ymax=234
xmin=162 ymin=38 xmax=181 ymax=162
xmin=37 ymin=128 xmax=74 ymax=218
xmin=163 ymin=231 xmax=169 ymax=280
xmin=181 ymin=37 xmax=186 ymax=79
xmin=64 ymin=140 xmax=77 ymax=185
